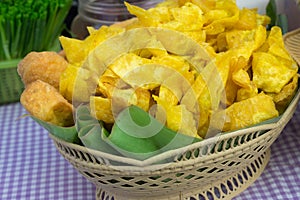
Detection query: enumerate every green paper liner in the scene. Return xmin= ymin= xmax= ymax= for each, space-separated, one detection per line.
xmin=76 ymin=105 xmax=122 ymax=156
xmin=30 ymin=104 xmax=201 ymax=161
xmin=106 ymin=105 xmax=201 ymax=160
xmin=31 ymin=116 xmax=80 ymax=144
xmin=75 ymin=104 xmax=201 ymax=161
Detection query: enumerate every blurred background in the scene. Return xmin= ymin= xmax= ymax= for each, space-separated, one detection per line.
xmin=64 ymin=0 xmax=300 ymax=40
xmin=63 ymin=0 xmax=163 ymax=39
xmin=62 ymin=0 xmax=78 ymax=37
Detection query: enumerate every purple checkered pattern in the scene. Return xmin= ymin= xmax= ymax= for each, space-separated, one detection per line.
xmin=1 ymin=102 xmax=300 ymax=200
xmin=0 ymin=103 xmax=95 ymax=200
xmin=234 ymin=102 xmax=300 ymax=200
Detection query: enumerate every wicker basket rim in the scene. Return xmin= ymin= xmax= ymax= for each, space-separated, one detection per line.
xmin=50 ymin=85 xmax=300 ymax=168
xmin=283 ymin=28 xmax=300 ymax=65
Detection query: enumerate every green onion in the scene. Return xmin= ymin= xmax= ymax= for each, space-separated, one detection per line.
xmin=0 ymin=0 xmax=72 ymax=62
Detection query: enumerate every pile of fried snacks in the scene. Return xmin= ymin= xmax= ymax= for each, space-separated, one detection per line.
xmin=20 ymin=0 xmax=299 ymax=140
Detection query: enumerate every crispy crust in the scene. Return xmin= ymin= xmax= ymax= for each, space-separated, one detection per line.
xmin=20 ymin=80 xmax=74 ymax=127
xmin=17 ymin=51 xmax=68 ymax=89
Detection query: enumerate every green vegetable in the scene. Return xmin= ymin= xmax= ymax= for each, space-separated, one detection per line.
xmin=266 ymin=0 xmax=288 ymax=34
xmin=0 ymin=0 xmax=72 ymax=61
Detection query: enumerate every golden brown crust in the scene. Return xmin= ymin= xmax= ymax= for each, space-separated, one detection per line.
xmin=17 ymin=51 xmax=68 ymax=89
xmin=20 ymin=80 xmax=74 ymax=127
xmin=270 ymin=74 xmax=299 ymax=114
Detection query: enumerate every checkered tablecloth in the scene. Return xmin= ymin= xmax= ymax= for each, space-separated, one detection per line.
xmin=1 ymin=102 xmax=300 ymax=200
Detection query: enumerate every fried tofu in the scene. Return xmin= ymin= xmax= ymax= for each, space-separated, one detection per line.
xmin=18 ymin=51 xmax=68 ymax=89
xmin=20 ymin=80 xmax=74 ymax=127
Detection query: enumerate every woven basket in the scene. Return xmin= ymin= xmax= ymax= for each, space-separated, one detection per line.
xmin=48 ymin=29 xmax=300 ymax=200
xmin=0 ymin=59 xmax=24 ymax=104
xmin=50 ymin=28 xmax=300 ymax=200
xmin=49 ymin=84 xmax=300 ymax=199
xmin=283 ymin=28 xmax=300 ymax=65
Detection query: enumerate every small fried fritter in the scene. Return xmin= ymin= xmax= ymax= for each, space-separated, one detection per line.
xmin=20 ymin=80 xmax=74 ymax=127
xmin=18 ymin=51 xmax=68 ymax=89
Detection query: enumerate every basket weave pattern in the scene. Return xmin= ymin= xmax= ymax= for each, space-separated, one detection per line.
xmin=96 ymin=151 xmax=270 ymax=200
xmin=0 ymin=64 xmax=24 ymax=104
xmin=50 ymin=87 xmax=299 ymax=199
xmin=284 ymin=29 xmax=300 ymax=65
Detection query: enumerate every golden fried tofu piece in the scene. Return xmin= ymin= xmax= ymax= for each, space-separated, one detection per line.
xmin=90 ymin=96 xmax=114 ymax=124
xmin=269 ymin=74 xmax=299 ymax=114
xmin=20 ymin=80 xmax=74 ymax=127
xmin=252 ymin=52 xmax=297 ymax=93
xmin=213 ymin=92 xmax=279 ymax=132
xmin=90 ymin=86 xmax=151 ymax=124
xmin=18 ymin=51 xmax=68 ymax=89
